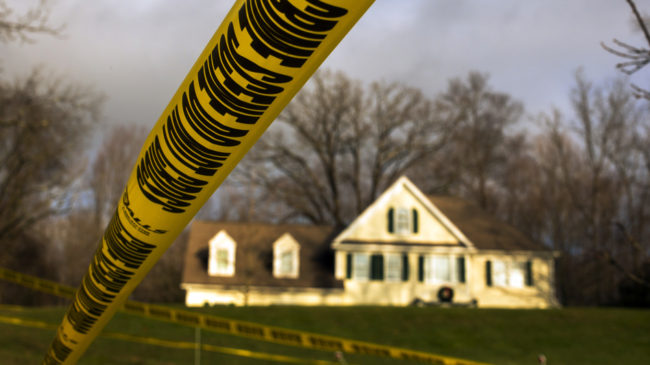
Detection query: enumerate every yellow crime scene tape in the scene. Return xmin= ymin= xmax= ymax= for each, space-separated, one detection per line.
xmin=0 ymin=267 xmax=491 ymax=365
xmin=0 ymin=314 xmax=339 ymax=365
xmin=42 ymin=1 xmax=375 ymax=364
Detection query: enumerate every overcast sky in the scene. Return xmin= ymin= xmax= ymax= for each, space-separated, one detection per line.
xmin=2 ymin=0 xmax=648 ymax=132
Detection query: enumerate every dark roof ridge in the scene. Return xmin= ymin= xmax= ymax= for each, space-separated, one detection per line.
xmin=193 ymin=219 xmax=335 ymax=230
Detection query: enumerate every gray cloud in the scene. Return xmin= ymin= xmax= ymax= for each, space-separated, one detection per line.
xmin=2 ymin=0 xmax=646 ymax=129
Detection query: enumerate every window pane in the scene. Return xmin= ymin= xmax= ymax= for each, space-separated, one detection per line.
xmin=433 ymin=256 xmax=451 ymax=283
xmin=216 ymin=249 xmax=229 ymax=271
xmin=280 ymin=251 xmax=293 ymax=274
xmin=509 ymin=262 xmax=526 ymax=288
xmin=396 ymin=208 xmax=410 ymax=234
xmin=386 ymin=254 xmax=402 ymax=282
xmin=353 ymin=253 xmax=369 ymax=280
xmin=493 ymin=260 xmax=507 ymax=287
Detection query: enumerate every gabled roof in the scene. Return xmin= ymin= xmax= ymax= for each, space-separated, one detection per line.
xmin=427 ymin=195 xmax=548 ymax=252
xmin=332 ymin=176 xmax=474 ymax=248
xmin=332 ymin=176 xmax=549 ymax=253
xmin=182 ymin=221 xmax=342 ymax=288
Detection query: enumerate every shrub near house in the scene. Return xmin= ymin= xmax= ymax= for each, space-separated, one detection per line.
xmin=182 ymin=177 xmax=558 ymax=308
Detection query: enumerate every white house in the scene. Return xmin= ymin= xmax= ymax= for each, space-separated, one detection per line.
xmin=181 ymin=177 xmax=558 ymax=308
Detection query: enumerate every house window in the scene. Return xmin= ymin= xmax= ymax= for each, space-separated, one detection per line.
xmin=352 ymin=253 xmax=370 ymax=280
xmin=396 ymin=208 xmax=410 ymax=234
xmin=419 ymin=255 xmax=466 ymax=284
xmin=280 ymin=251 xmax=293 ymax=274
xmin=273 ymin=233 xmax=300 ymax=278
xmin=487 ymin=260 xmax=532 ymax=288
xmin=215 ymin=249 xmax=229 ymax=272
xmin=388 ymin=207 xmax=419 ymax=234
xmin=385 ymin=253 xmax=402 ymax=282
xmin=350 ymin=253 xmax=384 ymax=281
xmin=208 ymin=231 xmax=236 ymax=277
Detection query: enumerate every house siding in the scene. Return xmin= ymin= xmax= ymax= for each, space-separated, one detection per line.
xmin=182 ymin=177 xmax=559 ymax=309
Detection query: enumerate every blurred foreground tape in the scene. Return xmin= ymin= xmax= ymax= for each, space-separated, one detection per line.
xmin=1 ymin=267 xmax=491 ymax=365
xmin=41 ymin=0 xmax=374 ymax=364
xmin=0 ymin=314 xmax=338 ymax=365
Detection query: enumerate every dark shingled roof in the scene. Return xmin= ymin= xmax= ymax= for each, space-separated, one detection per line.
xmin=182 ymin=221 xmax=342 ymax=288
xmin=427 ymin=195 xmax=549 ymax=252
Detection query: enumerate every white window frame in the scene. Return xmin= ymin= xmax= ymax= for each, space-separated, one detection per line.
xmin=352 ymin=253 xmax=370 ymax=281
xmin=492 ymin=260 xmax=527 ymax=288
xmin=208 ymin=231 xmax=236 ymax=277
xmin=385 ymin=253 xmax=403 ymax=282
xmin=273 ymin=233 xmax=300 ymax=279
xmin=424 ymin=255 xmax=457 ymax=284
xmin=395 ymin=207 xmax=411 ymax=234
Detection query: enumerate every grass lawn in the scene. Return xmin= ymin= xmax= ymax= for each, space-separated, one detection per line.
xmin=0 ymin=305 xmax=647 ymax=365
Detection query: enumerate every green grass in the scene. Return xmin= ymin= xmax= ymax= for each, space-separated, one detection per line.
xmin=0 ymin=305 xmax=648 ymax=365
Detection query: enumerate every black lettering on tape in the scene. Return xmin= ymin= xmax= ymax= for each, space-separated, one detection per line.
xmin=137 ymin=136 xmax=206 ymax=213
xmin=166 ymin=104 xmax=231 ymax=175
xmin=103 ymin=213 xmax=155 ymax=270
xmin=64 ymin=215 xmax=155 ymax=334
xmin=270 ymin=330 xmax=303 ymax=345
xmin=66 ymin=300 xmax=95 ymax=335
xmin=239 ymin=0 xmax=347 ymax=67
xmin=307 ymin=336 xmax=344 ymax=351
xmin=350 ymin=343 xmax=391 ymax=357
xmin=124 ymin=302 xmax=146 ymax=314
xmin=44 ymin=336 xmax=72 ymax=364
xmin=399 ymin=352 xmax=447 ymax=365
xmin=58 ymin=286 xmax=76 ymax=297
xmin=205 ymin=318 xmax=232 ymax=332
xmin=121 ymin=191 xmax=168 ymax=235
xmin=149 ymin=307 xmax=172 ymax=319
xmin=176 ymin=311 xmax=200 ymax=324
xmin=236 ymin=324 xmax=265 ymax=338
xmin=136 ymin=0 xmax=346 ymax=213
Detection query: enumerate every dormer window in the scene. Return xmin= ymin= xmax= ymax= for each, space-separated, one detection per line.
xmin=388 ymin=207 xmax=419 ymax=234
xmin=208 ymin=231 xmax=236 ymax=277
xmin=273 ymin=233 xmax=300 ymax=278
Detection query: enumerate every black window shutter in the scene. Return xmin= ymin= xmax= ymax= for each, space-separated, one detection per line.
xmin=486 ymin=260 xmax=492 ymax=287
xmin=525 ymin=260 xmax=534 ymax=286
xmin=412 ymin=209 xmax=419 ymax=233
xmin=346 ymin=253 xmax=352 ymax=279
xmin=418 ymin=255 xmax=424 ymax=282
xmin=402 ymin=253 xmax=409 ymax=281
xmin=457 ymin=256 xmax=466 ymax=283
xmin=388 ymin=208 xmax=394 ymax=233
xmin=370 ymin=254 xmax=384 ymax=280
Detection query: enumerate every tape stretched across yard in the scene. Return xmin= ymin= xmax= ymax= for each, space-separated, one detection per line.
xmin=0 ymin=267 xmax=491 ymax=365
xmin=42 ymin=1 xmax=374 ymax=364
xmin=0 ymin=314 xmax=338 ymax=365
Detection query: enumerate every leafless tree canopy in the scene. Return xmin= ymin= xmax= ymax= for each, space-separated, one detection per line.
xmin=0 ymin=70 xmax=102 ymax=241
xmin=412 ymin=72 xmax=524 ymax=211
xmin=233 ymin=70 xmax=449 ymax=228
xmin=602 ymin=0 xmax=650 ymax=99
xmin=0 ymin=0 xmax=61 ymax=42
xmin=0 ymin=1 xmax=649 ymax=306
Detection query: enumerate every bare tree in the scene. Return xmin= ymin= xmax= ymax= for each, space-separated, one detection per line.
xmin=235 ymin=70 xmax=447 ymax=228
xmin=0 ymin=1 xmax=100 ymax=305
xmin=0 ymin=0 xmax=61 ymax=42
xmin=602 ymin=0 xmax=650 ymax=99
xmin=523 ymin=71 xmax=648 ymax=305
xmin=89 ymin=123 xmax=149 ymax=229
xmin=413 ymin=71 xmax=524 ymax=212
xmin=0 ymin=70 xmax=102 ymax=241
